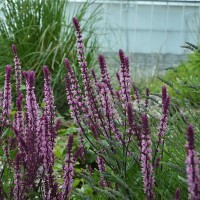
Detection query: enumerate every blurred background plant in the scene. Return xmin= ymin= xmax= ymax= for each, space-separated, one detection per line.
xmin=145 ymin=43 xmax=200 ymax=108
xmin=0 ymin=0 xmax=101 ymax=116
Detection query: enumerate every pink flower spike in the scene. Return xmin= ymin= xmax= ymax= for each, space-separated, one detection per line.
xmin=12 ymin=44 xmax=17 ymax=56
xmin=141 ymin=114 xmax=155 ymax=200
xmin=61 ymin=134 xmax=75 ymax=200
xmin=2 ymin=65 xmax=12 ymax=129
xmin=185 ymin=125 xmax=200 ymax=199
xmin=12 ymin=44 xmax=22 ymax=96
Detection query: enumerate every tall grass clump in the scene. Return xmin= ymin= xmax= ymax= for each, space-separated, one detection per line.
xmin=0 ymin=0 xmax=101 ymax=115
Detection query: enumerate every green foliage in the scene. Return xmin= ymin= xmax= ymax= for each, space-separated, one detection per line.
xmin=146 ymin=48 xmax=200 ymax=106
xmin=0 ymin=0 xmax=101 ymax=115
xmin=164 ymin=52 xmax=200 ymax=106
xmin=67 ymin=77 xmax=199 ymax=200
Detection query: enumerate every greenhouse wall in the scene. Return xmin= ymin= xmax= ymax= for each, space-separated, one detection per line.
xmin=68 ymin=0 xmax=200 ymax=76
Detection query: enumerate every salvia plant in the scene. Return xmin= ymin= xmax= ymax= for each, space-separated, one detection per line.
xmin=0 ymin=46 xmax=76 ymax=199
xmin=0 ymin=17 xmax=199 ymax=200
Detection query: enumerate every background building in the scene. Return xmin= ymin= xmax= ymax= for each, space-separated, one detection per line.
xmin=68 ymin=0 xmax=200 ymax=77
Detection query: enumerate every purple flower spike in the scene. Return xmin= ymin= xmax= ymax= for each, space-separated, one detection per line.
xmin=89 ymin=123 xmax=98 ymax=140
xmin=127 ymin=102 xmax=134 ymax=129
xmin=91 ymin=69 xmax=98 ymax=84
xmin=185 ymin=125 xmax=200 ymax=199
xmin=23 ymin=71 xmax=28 ymax=79
xmin=174 ymin=188 xmax=180 ymax=200
xmin=72 ymin=17 xmax=80 ymax=32
xmin=12 ymin=44 xmax=17 ymax=56
xmin=132 ymin=83 xmax=140 ymax=104
xmin=0 ymin=90 xmax=3 ymax=109
xmin=13 ymin=94 xmax=24 ymax=137
xmin=41 ymin=114 xmax=55 ymax=199
xmin=186 ymin=125 xmax=195 ymax=150
xmin=12 ymin=44 xmax=22 ymax=96
xmin=141 ymin=114 xmax=155 ymax=200
xmin=162 ymin=85 xmax=167 ymax=104
xmin=43 ymin=65 xmax=56 ymax=143
xmin=72 ymin=17 xmax=103 ymax=127
xmin=28 ymin=71 xmax=35 ymax=88
xmin=97 ymin=153 xmax=107 ymax=187
xmin=154 ymin=86 xmax=170 ymax=167
xmin=98 ymin=54 xmax=114 ymax=97
xmin=64 ymin=58 xmax=71 ymax=72
xmin=145 ymin=88 xmax=150 ymax=109
xmin=1 ymin=65 xmax=12 ymax=129
xmin=24 ymin=70 xmax=41 ymax=187
xmin=97 ymin=83 xmax=122 ymax=141
xmin=42 ymin=66 xmax=59 ymax=198
xmin=43 ymin=65 xmax=50 ymax=77
xmin=13 ymin=93 xmax=25 ymax=156
xmin=119 ymin=49 xmax=125 ymax=64
xmin=61 ymin=134 xmax=75 ymax=200
xmin=127 ymin=102 xmax=142 ymax=149
xmin=16 ymin=93 xmax=23 ymax=111
xmin=118 ymin=50 xmax=131 ymax=107
xmin=5 ymin=65 xmax=12 ymax=79
xmin=65 ymin=58 xmax=83 ymax=125
xmin=13 ymin=153 xmax=24 ymax=200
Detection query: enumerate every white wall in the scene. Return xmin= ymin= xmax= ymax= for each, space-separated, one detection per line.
xmin=68 ymin=0 xmax=200 ymax=54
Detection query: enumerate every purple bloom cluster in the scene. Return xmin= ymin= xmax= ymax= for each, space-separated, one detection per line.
xmin=61 ymin=134 xmax=74 ymax=200
xmin=72 ymin=17 xmax=102 ymax=126
xmin=141 ymin=114 xmax=155 ymax=200
xmin=145 ymin=88 xmax=150 ymax=109
xmin=13 ymin=94 xmax=25 ymax=155
xmin=1 ymin=65 xmax=12 ymax=130
xmin=7 ymin=46 xmax=67 ymax=198
xmin=118 ymin=49 xmax=131 ymax=107
xmin=185 ymin=125 xmax=200 ymax=199
xmin=0 ymin=90 xmax=3 ymax=109
xmin=97 ymin=153 xmax=107 ymax=187
xmin=13 ymin=153 xmax=24 ymax=200
xmin=1 ymin=66 xmax=13 ymax=164
xmin=65 ymin=59 xmax=83 ymax=125
xmin=65 ymin=59 xmax=85 ymax=148
xmin=158 ymin=86 xmax=170 ymax=140
xmin=97 ymin=83 xmax=122 ymax=141
xmin=10 ymin=64 xmax=70 ymax=198
xmin=174 ymin=188 xmax=181 ymax=200
xmin=154 ymin=86 xmax=170 ymax=167
xmin=66 ymin=18 xmax=172 ymax=197
xmin=23 ymin=70 xmax=41 ymax=187
xmin=12 ymin=44 xmax=22 ymax=96
xmin=41 ymin=66 xmax=60 ymax=199
xmin=98 ymin=55 xmax=114 ymax=98
xmin=127 ymin=102 xmax=141 ymax=149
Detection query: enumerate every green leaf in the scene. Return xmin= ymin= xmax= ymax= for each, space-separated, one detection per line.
xmin=81 ymin=184 xmax=93 ymax=196
xmin=178 ymin=175 xmax=187 ymax=183
xmin=73 ymin=178 xmax=82 ymax=188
